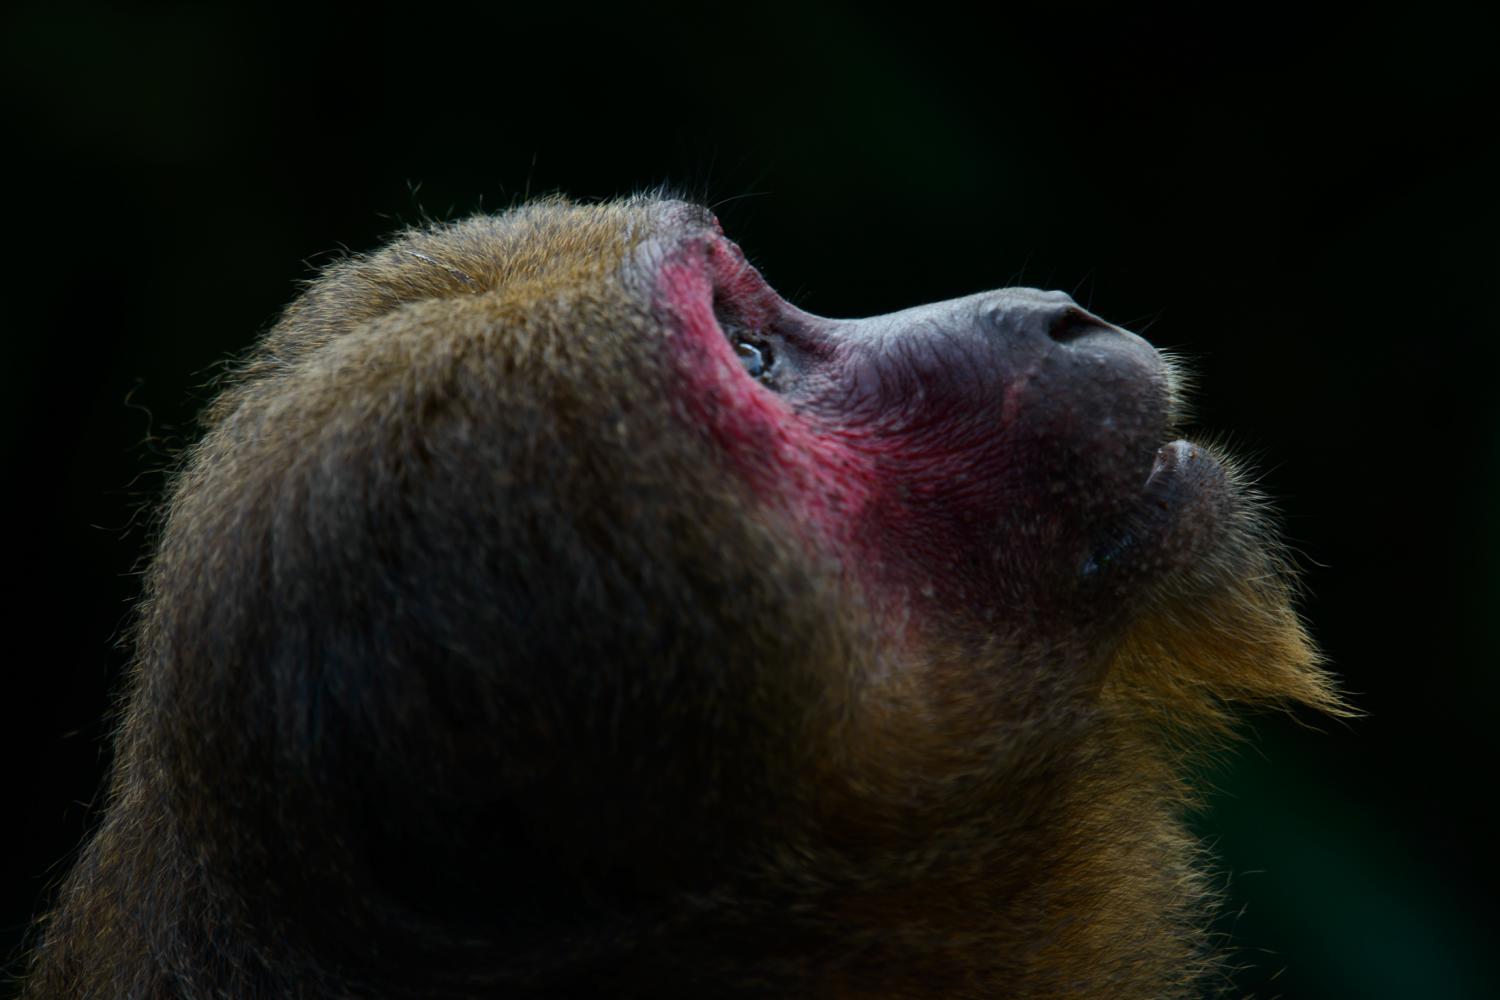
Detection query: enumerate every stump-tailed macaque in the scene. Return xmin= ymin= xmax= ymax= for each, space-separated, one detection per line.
xmin=26 ymin=198 xmax=1341 ymax=998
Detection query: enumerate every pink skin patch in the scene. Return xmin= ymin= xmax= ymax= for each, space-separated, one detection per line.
xmin=652 ymin=234 xmax=1020 ymax=644
xmin=656 ymin=239 xmax=884 ymax=561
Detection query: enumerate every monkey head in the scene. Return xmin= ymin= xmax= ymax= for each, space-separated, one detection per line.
xmin=27 ymin=198 xmax=1340 ymax=999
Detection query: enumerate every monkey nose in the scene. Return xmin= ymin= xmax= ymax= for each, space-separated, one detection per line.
xmin=1043 ymin=303 xmax=1118 ymax=345
xmin=982 ymin=288 xmax=1116 ymax=346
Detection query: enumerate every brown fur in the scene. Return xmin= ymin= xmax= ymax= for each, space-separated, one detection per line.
xmin=23 ymin=197 xmax=1342 ymax=998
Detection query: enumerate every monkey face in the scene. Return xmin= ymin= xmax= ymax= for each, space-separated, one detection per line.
xmin=645 ymin=205 xmax=1231 ymax=659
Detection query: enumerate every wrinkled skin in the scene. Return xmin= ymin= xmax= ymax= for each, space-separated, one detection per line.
xmin=25 ymin=198 xmax=1340 ymax=999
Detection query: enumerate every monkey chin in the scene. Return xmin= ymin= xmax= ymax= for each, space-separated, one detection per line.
xmin=1095 ymin=434 xmax=1337 ymax=736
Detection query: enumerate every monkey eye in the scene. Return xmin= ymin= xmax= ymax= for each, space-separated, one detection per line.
xmin=734 ymin=339 xmax=773 ymax=381
xmin=714 ymin=291 xmax=778 ymax=387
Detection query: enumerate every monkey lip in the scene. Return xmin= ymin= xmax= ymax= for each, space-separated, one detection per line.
xmin=1144 ymin=440 xmax=1198 ymax=488
xmin=1080 ymin=441 xmax=1221 ymax=581
xmin=1138 ymin=439 xmax=1226 ymax=519
xmin=1135 ymin=438 xmax=1229 ymax=560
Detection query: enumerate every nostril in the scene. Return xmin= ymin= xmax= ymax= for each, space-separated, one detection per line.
xmin=1047 ymin=305 xmax=1113 ymax=344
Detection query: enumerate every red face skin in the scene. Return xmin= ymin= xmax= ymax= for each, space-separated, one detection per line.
xmin=653 ymin=215 xmax=1229 ymax=653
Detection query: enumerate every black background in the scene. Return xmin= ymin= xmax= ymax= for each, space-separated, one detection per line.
xmin=4 ymin=3 xmax=1495 ymax=997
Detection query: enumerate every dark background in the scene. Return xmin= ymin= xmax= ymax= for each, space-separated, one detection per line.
xmin=3 ymin=3 xmax=1494 ymax=997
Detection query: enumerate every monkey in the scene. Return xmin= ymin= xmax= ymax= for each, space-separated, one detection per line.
xmin=23 ymin=196 xmax=1342 ymax=999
